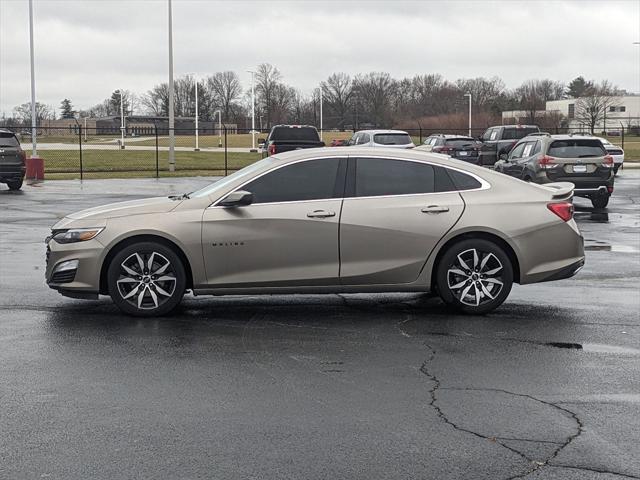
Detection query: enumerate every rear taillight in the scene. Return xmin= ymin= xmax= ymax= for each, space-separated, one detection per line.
xmin=539 ymin=155 xmax=559 ymax=169
xmin=602 ymin=155 xmax=614 ymax=168
xmin=268 ymin=144 xmax=276 ymax=155
xmin=607 ymin=186 xmax=614 ymax=194
xmin=434 ymin=146 xmax=453 ymax=154
xmin=547 ymin=202 xmax=574 ymax=222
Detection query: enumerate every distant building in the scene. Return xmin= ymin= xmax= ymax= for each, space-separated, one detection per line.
xmin=546 ymin=96 xmax=640 ymax=132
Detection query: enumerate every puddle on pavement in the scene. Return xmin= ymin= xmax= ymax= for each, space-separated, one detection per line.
xmin=546 ymin=342 xmax=640 ymax=355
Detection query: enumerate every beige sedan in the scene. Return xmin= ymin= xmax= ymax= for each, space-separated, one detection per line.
xmin=46 ymin=147 xmax=585 ymax=316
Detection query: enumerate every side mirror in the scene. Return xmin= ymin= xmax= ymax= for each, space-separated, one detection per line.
xmin=219 ymin=190 xmax=253 ymax=207
xmin=257 ymin=138 xmax=266 ymax=146
xmin=499 ymin=153 xmax=508 ymax=161
xmin=319 ymin=141 xmax=326 ymax=147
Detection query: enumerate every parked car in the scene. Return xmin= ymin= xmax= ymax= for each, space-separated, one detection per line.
xmin=494 ymin=134 xmax=614 ymax=209
xmin=347 ymin=130 xmax=415 ymax=148
xmin=415 ymin=134 xmax=483 ymax=164
xmin=260 ymin=125 xmax=325 ymax=156
xmin=46 ymin=147 xmax=584 ymax=317
xmin=478 ymin=125 xmax=540 ymax=166
xmin=598 ymin=138 xmax=624 ymax=174
xmin=0 ymin=129 xmax=26 ymax=191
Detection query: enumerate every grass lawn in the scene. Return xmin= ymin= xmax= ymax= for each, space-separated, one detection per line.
xmin=39 ymin=150 xmax=263 ymax=179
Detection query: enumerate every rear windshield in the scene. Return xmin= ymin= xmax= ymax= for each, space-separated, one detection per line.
xmin=269 ymin=127 xmax=320 ymax=142
xmin=373 ymin=133 xmax=412 ymax=145
xmin=444 ymin=138 xmax=477 ymax=148
xmin=502 ymin=128 xmax=539 ymax=140
xmin=548 ymin=139 xmax=607 ymax=158
xmin=0 ymin=132 xmax=19 ymax=147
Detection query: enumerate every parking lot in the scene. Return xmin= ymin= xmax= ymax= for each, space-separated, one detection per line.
xmin=1 ymin=171 xmax=639 ymax=479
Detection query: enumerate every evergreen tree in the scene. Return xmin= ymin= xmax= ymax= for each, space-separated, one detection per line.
xmin=567 ymin=77 xmax=593 ymax=98
xmin=60 ymin=98 xmax=75 ymax=119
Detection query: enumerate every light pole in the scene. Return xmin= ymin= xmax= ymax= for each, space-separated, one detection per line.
xmin=194 ymin=76 xmax=199 ymax=151
xmin=84 ymin=116 xmax=87 ymax=142
xmin=117 ymin=90 xmax=125 ymax=149
xmin=28 ymin=0 xmax=37 ymax=157
xmin=168 ymin=0 xmax=175 ymax=171
xmin=214 ymin=109 xmax=222 ymax=147
xmin=318 ymin=86 xmax=323 ymax=142
xmin=464 ymin=92 xmax=472 ymax=137
xmin=247 ymin=70 xmax=257 ymax=152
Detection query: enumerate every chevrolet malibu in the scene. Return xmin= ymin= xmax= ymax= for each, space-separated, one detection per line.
xmin=46 ymin=147 xmax=585 ymax=316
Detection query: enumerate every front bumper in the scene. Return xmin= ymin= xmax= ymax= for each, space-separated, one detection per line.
xmin=45 ymin=236 xmax=104 ymax=296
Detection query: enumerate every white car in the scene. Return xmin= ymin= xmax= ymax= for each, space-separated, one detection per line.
xmin=598 ymin=138 xmax=624 ymax=174
xmin=348 ymin=129 xmax=415 ymax=149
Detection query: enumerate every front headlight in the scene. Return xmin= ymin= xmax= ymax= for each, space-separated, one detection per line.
xmin=52 ymin=227 xmax=104 ymax=244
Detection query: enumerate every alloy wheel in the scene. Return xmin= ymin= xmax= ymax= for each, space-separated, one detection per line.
xmin=116 ymin=251 xmax=177 ymax=310
xmin=446 ymin=248 xmax=504 ymax=307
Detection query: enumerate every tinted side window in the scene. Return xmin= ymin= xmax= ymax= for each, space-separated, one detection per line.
xmin=446 ymin=169 xmax=483 ymax=191
xmin=509 ymin=142 xmax=527 ymax=159
xmin=360 ymin=133 xmax=370 ymax=144
xmin=355 ymin=158 xmax=434 ymax=197
xmin=244 ymin=158 xmax=341 ymax=203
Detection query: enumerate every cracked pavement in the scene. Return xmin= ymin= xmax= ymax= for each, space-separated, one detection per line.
xmin=1 ymin=172 xmax=639 ymax=479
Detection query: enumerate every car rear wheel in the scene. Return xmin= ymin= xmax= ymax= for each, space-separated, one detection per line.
xmin=613 ymin=165 xmax=620 ymax=174
xmin=436 ymin=239 xmax=513 ymax=315
xmin=7 ymin=179 xmax=23 ymax=191
xmin=107 ymin=241 xmax=186 ymax=317
xmin=591 ymin=195 xmax=609 ymax=209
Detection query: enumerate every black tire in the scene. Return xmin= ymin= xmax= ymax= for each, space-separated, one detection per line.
xmin=591 ymin=195 xmax=609 ymax=209
xmin=107 ymin=241 xmax=186 ymax=317
xmin=613 ymin=165 xmax=620 ymax=175
xmin=7 ymin=179 xmax=23 ymax=191
xmin=436 ymin=239 xmax=513 ymax=315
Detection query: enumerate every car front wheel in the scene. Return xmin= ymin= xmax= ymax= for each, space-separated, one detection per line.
xmin=436 ymin=239 xmax=513 ymax=315
xmin=107 ymin=241 xmax=186 ymax=316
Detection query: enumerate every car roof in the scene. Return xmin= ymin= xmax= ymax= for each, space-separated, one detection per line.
xmin=501 ymin=125 xmax=538 ymax=129
xmin=355 ymin=129 xmax=410 ymax=135
xmin=427 ymin=134 xmax=474 ymax=139
xmin=0 ymin=128 xmax=16 ymax=135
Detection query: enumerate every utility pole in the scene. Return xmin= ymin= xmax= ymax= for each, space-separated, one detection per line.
xmin=247 ymin=70 xmax=256 ymax=152
xmin=464 ymin=92 xmax=472 ymax=136
xmin=118 ymin=90 xmax=125 ymax=149
xmin=168 ymin=0 xmax=175 ymax=171
xmin=319 ymin=86 xmax=323 ymax=142
xmin=215 ymin=109 xmax=222 ymax=147
xmin=28 ymin=0 xmax=37 ymax=157
xmin=194 ymin=77 xmax=199 ymax=151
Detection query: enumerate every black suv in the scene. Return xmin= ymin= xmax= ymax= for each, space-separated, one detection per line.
xmin=495 ymin=134 xmax=615 ymax=209
xmin=0 ymin=129 xmax=26 ymax=191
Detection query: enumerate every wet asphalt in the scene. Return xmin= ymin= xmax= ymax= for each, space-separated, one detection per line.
xmin=0 ymin=171 xmax=639 ymax=480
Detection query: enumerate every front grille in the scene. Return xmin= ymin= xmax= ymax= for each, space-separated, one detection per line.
xmin=51 ymin=269 xmax=76 ymax=284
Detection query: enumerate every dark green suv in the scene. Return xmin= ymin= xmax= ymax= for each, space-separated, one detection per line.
xmin=494 ymin=134 xmax=614 ymax=209
xmin=0 ymin=129 xmax=26 ymax=191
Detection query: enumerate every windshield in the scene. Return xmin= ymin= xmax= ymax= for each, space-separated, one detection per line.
xmin=189 ymin=158 xmax=272 ymax=198
xmin=548 ymin=139 xmax=607 ymax=158
xmin=373 ymin=133 xmax=412 ymax=145
xmin=0 ymin=133 xmax=19 ymax=147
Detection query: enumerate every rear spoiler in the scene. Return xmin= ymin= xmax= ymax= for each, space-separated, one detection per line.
xmin=539 ymin=182 xmax=574 ymax=200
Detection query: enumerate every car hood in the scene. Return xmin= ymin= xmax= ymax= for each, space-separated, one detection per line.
xmin=64 ymin=197 xmax=180 ymax=222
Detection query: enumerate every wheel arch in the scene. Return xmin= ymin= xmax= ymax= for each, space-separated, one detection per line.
xmin=99 ymin=234 xmax=194 ymax=294
xmin=430 ymin=231 xmax=521 ymax=289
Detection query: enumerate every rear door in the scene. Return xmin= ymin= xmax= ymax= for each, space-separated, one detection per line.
xmin=339 ymin=157 xmax=465 ymax=285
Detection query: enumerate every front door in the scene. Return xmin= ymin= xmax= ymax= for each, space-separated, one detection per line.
xmin=340 ymin=157 xmax=465 ymax=285
xmin=201 ymin=157 xmax=346 ymax=287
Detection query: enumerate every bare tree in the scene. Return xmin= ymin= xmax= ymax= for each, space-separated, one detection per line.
xmin=516 ymin=79 xmax=564 ymax=124
xmin=255 ymin=63 xmax=282 ymax=128
xmin=321 ymin=73 xmax=353 ymax=129
xmin=353 ymin=72 xmax=397 ymax=127
xmin=12 ymin=102 xmax=54 ymax=125
xmin=575 ymin=81 xmax=621 ymax=133
xmin=207 ymin=71 xmax=242 ymax=121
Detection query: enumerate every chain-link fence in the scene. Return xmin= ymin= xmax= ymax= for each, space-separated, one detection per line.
xmin=3 ymin=124 xmax=635 ymax=180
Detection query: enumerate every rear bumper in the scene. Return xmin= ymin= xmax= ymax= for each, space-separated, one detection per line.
xmin=0 ymin=165 xmax=26 ymax=182
xmin=535 ymin=258 xmax=585 ymax=283
xmin=574 ymin=185 xmax=610 ymax=196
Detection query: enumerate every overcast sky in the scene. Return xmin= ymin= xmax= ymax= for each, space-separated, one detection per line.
xmin=1 ymin=0 xmax=639 ymax=115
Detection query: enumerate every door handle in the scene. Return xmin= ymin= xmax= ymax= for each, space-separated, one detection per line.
xmin=307 ymin=210 xmax=336 ymax=218
xmin=421 ymin=205 xmax=450 ymax=214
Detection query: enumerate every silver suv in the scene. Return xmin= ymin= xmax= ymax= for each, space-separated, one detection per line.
xmin=348 ymin=130 xmax=415 ymax=148
xmin=495 ymin=134 xmax=615 ymax=209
